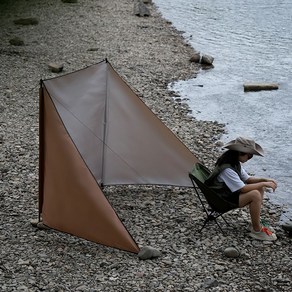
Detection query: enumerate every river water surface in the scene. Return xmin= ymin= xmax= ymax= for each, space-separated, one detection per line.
xmin=154 ymin=0 xmax=292 ymax=221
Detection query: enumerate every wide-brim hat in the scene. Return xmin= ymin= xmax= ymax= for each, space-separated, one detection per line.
xmin=224 ymin=136 xmax=264 ymax=156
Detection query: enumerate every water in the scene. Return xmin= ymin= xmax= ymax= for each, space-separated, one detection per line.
xmin=154 ymin=0 xmax=292 ymax=221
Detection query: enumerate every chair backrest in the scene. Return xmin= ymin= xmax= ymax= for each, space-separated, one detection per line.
xmin=189 ymin=163 xmax=235 ymax=213
xmin=190 ymin=163 xmax=211 ymax=182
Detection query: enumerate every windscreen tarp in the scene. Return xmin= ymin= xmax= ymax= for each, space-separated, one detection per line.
xmin=39 ymin=59 xmax=199 ymax=253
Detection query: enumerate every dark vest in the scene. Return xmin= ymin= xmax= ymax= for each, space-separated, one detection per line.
xmin=205 ymin=163 xmax=242 ymax=194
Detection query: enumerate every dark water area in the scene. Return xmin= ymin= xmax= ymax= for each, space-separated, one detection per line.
xmin=154 ymin=0 xmax=292 ymax=222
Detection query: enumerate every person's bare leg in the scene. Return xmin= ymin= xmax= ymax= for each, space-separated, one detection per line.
xmin=259 ymin=187 xmax=265 ymax=201
xmin=239 ymin=190 xmax=262 ymax=231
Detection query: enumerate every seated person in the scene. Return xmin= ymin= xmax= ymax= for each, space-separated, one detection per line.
xmin=205 ymin=136 xmax=277 ymax=241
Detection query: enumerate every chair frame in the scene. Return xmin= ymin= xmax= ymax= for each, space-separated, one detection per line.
xmin=189 ymin=163 xmax=236 ymax=235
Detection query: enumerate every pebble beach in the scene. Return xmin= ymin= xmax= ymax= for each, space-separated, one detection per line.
xmin=0 ymin=0 xmax=291 ymax=291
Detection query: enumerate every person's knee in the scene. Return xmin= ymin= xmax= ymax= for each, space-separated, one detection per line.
xmin=250 ymin=190 xmax=262 ymax=203
xmin=239 ymin=190 xmax=262 ymax=207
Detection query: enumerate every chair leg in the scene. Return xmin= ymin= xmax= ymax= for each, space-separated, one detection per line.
xmin=221 ymin=215 xmax=231 ymax=226
xmin=199 ymin=218 xmax=209 ymax=233
xmin=198 ymin=214 xmax=226 ymax=235
xmin=214 ymin=218 xmax=226 ymax=235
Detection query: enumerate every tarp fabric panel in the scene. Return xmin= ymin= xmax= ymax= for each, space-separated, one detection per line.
xmin=43 ymin=62 xmax=107 ymax=184
xmin=40 ymin=87 xmax=139 ymax=253
xmin=43 ymin=60 xmax=198 ymax=187
xmin=39 ymin=59 xmax=200 ymax=253
xmin=102 ymin=63 xmax=198 ymax=186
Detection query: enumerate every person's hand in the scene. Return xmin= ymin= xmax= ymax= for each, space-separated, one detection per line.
xmin=265 ymin=181 xmax=277 ymax=192
xmin=266 ymin=178 xmax=277 ymax=189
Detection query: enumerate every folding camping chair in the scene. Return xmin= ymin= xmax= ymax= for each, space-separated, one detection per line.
xmin=189 ymin=163 xmax=237 ymax=234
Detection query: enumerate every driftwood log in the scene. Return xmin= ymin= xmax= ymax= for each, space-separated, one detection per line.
xmin=243 ymin=83 xmax=279 ymax=92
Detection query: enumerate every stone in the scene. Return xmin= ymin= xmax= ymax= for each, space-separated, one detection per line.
xmin=87 ymin=48 xmax=99 ymax=52
xmin=203 ymin=277 xmax=219 ymax=289
xmin=9 ymin=37 xmax=24 ymax=46
xmin=48 ymin=62 xmax=64 ymax=73
xmin=201 ymin=54 xmax=214 ymax=65
xmin=189 ymin=53 xmax=201 ymax=63
xmin=134 ymin=0 xmax=150 ymax=17
xmin=13 ymin=18 xmax=39 ymax=25
xmin=138 ymin=246 xmax=161 ymax=260
xmin=36 ymin=222 xmax=50 ymax=230
xmin=281 ymin=222 xmax=292 ymax=236
xmin=223 ymin=247 xmax=240 ymax=258
xmin=61 ymin=0 xmax=78 ymax=3
xmin=30 ymin=219 xmax=39 ymax=227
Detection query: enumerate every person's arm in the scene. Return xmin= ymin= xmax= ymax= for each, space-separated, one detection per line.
xmin=241 ymin=178 xmax=277 ymax=193
xmin=246 ymin=176 xmax=277 ymax=186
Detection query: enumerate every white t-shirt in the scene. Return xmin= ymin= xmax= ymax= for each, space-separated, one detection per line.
xmin=217 ymin=166 xmax=250 ymax=193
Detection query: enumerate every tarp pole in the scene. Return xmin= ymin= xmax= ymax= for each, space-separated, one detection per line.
xmin=100 ymin=60 xmax=108 ymax=186
xmin=38 ymin=80 xmax=44 ymax=222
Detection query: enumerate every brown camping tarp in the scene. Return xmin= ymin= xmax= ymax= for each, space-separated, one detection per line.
xmin=39 ymin=59 xmax=199 ymax=253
